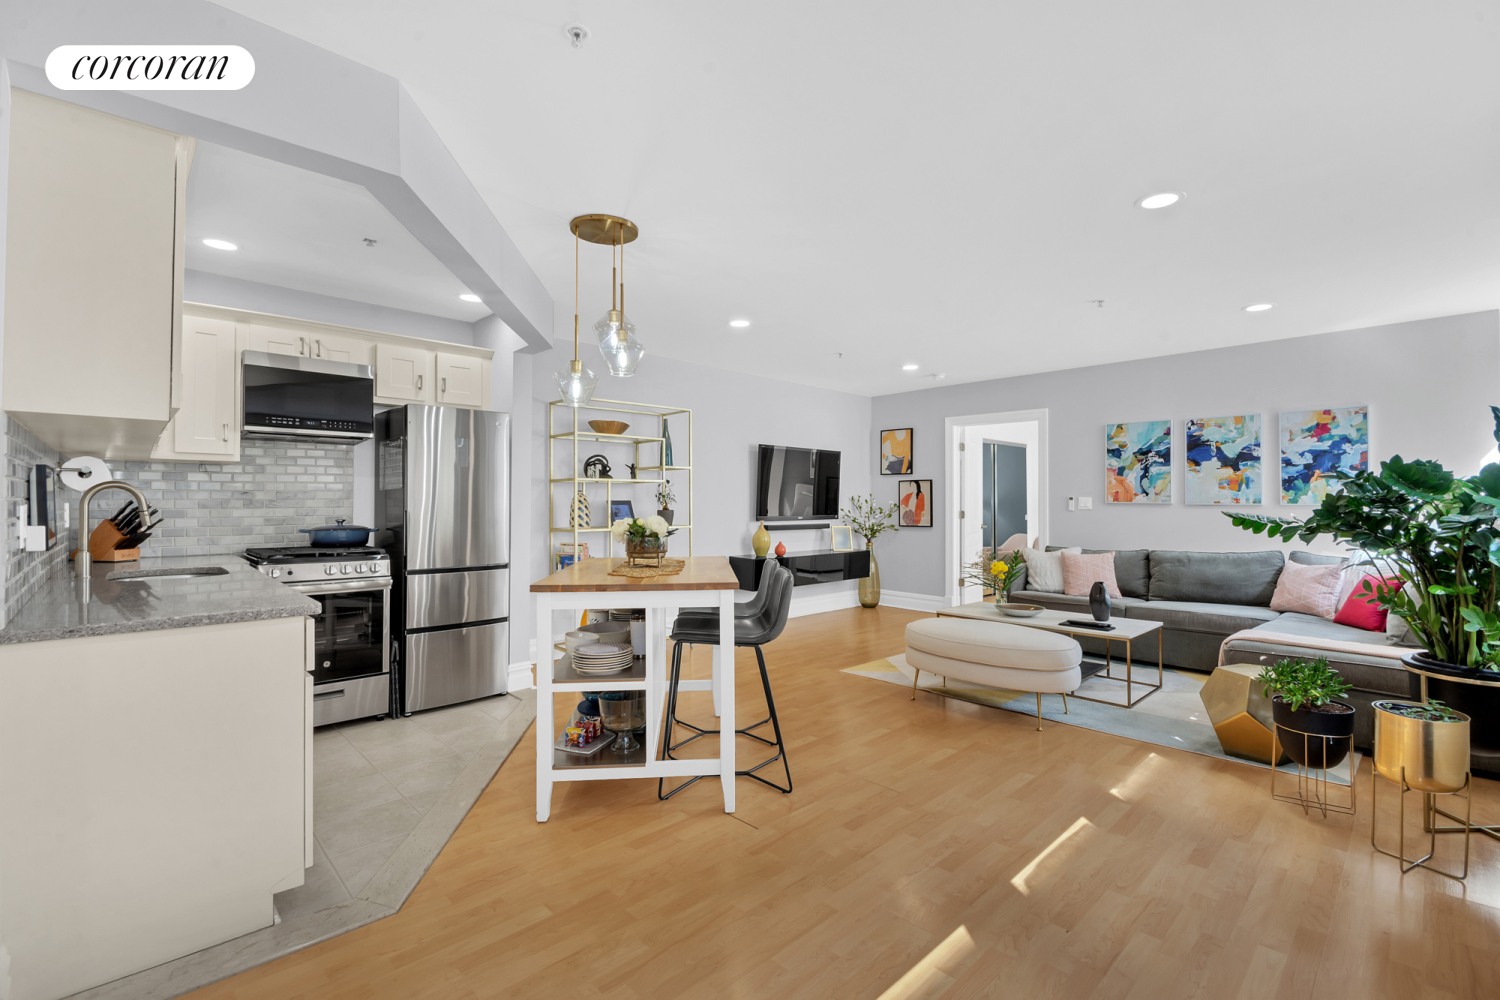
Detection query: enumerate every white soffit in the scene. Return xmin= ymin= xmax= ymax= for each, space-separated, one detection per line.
xmin=186 ymin=142 xmax=489 ymax=322
xmin=214 ymin=2 xmax=1500 ymax=394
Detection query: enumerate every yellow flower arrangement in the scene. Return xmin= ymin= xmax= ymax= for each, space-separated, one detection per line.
xmin=965 ymin=549 xmax=1024 ymax=602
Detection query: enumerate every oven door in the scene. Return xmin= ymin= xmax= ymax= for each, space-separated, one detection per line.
xmin=295 ymin=581 xmax=391 ymax=686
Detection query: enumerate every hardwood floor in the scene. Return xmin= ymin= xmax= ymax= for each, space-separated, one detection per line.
xmin=190 ymin=605 xmax=1500 ymax=999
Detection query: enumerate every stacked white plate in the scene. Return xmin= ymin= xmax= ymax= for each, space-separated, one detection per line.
xmin=570 ymin=642 xmax=635 ymax=674
xmin=608 ymin=609 xmax=642 ymax=622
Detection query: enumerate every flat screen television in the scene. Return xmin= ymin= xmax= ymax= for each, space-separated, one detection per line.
xmin=755 ymin=445 xmax=841 ymax=521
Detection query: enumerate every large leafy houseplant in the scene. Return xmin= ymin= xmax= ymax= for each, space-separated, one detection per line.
xmin=1225 ymin=405 xmax=1500 ymax=672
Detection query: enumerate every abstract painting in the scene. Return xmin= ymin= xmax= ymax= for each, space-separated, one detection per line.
xmin=1280 ymin=406 xmax=1369 ymax=505
xmin=1185 ymin=414 xmax=1262 ymax=505
xmin=898 ymin=479 xmax=932 ymax=526
xmin=1106 ymin=420 xmax=1172 ymax=503
xmin=880 ymin=428 xmax=913 ymax=475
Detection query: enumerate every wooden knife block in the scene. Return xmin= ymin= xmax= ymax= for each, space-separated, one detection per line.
xmin=88 ymin=520 xmax=139 ymax=562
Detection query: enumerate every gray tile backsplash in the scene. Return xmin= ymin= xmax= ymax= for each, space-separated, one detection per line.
xmin=4 ymin=415 xmax=68 ymax=622
xmin=110 ymin=442 xmax=354 ymax=555
xmin=3 ymin=417 xmax=354 ymax=621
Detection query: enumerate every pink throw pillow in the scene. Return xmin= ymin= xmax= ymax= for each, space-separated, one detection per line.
xmin=1269 ymin=561 xmax=1344 ymax=619
xmin=1333 ymin=574 xmax=1401 ymax=631
xmin=1061 ymin=551 xmax=1121 ymax=599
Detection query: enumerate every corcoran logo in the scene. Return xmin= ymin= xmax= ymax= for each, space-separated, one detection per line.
xmin=45 ymin=45 xmax=255 ymax=90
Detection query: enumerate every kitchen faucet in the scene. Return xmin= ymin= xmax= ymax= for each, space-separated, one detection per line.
xmin=75 ymin=480 xmax=153 ymax=583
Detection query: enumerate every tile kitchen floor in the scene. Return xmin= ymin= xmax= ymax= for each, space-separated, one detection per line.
xmin=272 ymin=694 xmax=524 ymax=920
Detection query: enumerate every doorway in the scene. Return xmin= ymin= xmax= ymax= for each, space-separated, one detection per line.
xmin=945 ymin=410 xmax=1047 ymax=608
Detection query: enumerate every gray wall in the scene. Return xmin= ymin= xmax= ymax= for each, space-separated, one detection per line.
xmin=870 ymin=311 xmax=1500 ymax=599
xmin=3 ymin=415 xmax=66 ymax=621
xmin=508 ymin=341 xmax=873 ymax=660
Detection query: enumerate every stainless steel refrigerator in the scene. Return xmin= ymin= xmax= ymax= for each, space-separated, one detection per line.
xmin=376 ymin=404 xmax=510 ymax=714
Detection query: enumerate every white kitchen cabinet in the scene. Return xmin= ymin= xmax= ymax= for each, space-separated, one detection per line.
xmin=151 ymin=315 xmax=240 ymax=461
xmin=375 ymin=342 xmax=435 ymax=403
xmin=2 ymin=90 xmax=187 ymax=459
xmin=435 ymin=352 xmax=489 ymax=408
xmin=309 ymin=331 xmax=373 ymax=366
xmin=247 ymin=323 xmax=309 ymax=359
xmin=0 ymin=616 xmax=309 ymax=1000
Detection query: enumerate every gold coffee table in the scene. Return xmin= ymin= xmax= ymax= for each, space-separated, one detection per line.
xmin=935 ymin=603 xmax=1164 ymax=707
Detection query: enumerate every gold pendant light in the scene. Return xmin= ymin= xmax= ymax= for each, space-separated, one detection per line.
xmin=572 ymin=214 xmax=645 ymax=378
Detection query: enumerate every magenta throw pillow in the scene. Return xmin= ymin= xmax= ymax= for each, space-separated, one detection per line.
xmin=1333 ymin=574 xmax=1401 ymax=631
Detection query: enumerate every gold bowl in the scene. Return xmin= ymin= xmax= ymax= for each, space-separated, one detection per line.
xmin=588 ymin=420 xmax=630 ymax=435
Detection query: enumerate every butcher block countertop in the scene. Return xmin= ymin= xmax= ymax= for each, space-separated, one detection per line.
xmin=530 ymin=556 xmax=739 ymax=593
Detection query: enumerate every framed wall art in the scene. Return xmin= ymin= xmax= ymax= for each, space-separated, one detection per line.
xmin=608 ymin=499 xmax=635 ymax=522
xmin=898 ymin=479 xmax=932 ymax=526
xmin=880 ymin=427 xmax=913 ymax=475
xmin=1280 ymin=406 xmax=1369 ymax=505
xmin=1185 ymin=414 xmax=1262 ymax=505
xmin=1105 ymin=420 xmax=1172 ymax=503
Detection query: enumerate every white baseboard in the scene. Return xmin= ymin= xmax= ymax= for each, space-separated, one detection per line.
xmin=881 ymin=590 xmax=947 ymax=613
xmin=788 ymin=588 xmax=861 ymax=618
xmin=508 ymin=660 xmax=536 ymax=691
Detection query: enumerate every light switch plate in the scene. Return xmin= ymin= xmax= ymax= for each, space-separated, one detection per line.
xmin=1079 ymin=497 xmax=1093 ymax=510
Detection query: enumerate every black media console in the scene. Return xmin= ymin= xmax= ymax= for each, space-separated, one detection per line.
xmin=728 ymin=549 xmax=872 ymax=590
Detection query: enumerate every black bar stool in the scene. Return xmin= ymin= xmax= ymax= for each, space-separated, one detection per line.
xmin=658 ymin=562 xmax=794 ymax=799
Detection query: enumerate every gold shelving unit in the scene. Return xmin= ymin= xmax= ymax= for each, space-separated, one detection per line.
xmin=549 ymin=397 xmax=692 ymax=564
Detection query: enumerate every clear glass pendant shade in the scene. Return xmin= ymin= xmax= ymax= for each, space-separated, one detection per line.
xmin=594 ymin=309 xmax=645 ymax=377
xmin=554 ymin=360 xmax=598 ymax=407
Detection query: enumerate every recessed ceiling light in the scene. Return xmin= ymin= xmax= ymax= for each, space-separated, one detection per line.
xmin=902 ymin=364 xmax=919 ymax=371
xmin=202 ymin=238 xmax=238 ymax=251
xmin=1136 ymin=192 xmax=1182 ymax=210
xmin=1243 ymin=303 xmax=1274 ymax=312
xmin=729 ymin=319 xmax=751 ymax=328
xmin=932 ymin=373 xmax=948 ymax=381
xmin=459 ymin=293 xmax=482 ymax=303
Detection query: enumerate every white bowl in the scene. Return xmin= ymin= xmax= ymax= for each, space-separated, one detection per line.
xmin=998 ymin=603 xmax=1044 ymax=618
xmin=565 ymin=630 xmax=600 ymax=652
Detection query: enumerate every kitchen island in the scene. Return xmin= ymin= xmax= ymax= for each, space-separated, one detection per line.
xmin=0 ymin=556 xmax=318 ymax=1000
xmin=532 ymin=557 xmax=738 ymax=820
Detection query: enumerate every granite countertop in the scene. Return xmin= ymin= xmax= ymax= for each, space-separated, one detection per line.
xmin=0 ymin=555 xmax=320 ymax=645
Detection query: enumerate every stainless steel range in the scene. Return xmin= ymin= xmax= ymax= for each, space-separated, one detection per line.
xmin=244 ymin=544 xmax=393 ymax=726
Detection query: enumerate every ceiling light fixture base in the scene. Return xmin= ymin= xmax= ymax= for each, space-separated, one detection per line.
xmin=570 ymin=214 xmax=638 ymax=246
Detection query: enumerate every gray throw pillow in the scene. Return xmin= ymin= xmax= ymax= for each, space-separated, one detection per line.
xmin=1289 ymin=551 xmax=1348 ymax=566
xmin=1148 ymin=550 xmax=1285 ymax=606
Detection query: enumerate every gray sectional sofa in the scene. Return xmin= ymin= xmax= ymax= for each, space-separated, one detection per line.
xmin=1007 ymin=547 xmax=1419 ymax=751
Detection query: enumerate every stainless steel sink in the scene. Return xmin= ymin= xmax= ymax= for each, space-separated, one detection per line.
xmin=109 ymin=567 xmax=230 ymax=582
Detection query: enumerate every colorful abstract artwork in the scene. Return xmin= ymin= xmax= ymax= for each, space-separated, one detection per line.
xmin=1106 ymin=420 xmax=1172 ymax=503
xmin=881 ymin=428 xmax=913 ymax=475
xmin=1185 ymin=414 xmax=1262 ymax=505
xmin=898 ymin=479 xmax=932 ymax=526
xmin=1280 ymin=406 xmax=1369 ymax=505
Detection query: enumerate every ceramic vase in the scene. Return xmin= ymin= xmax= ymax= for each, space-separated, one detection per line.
xmin=570 ymin=488 xmax=590 ymax=528
xmin=663 ymin=417 xmax=674 ymax=467
xmin=774 ymin=541 xmax=786 ymax=557
xmin=1089 ymin=581 xmax=1111 ymax=622
xmin=752 ymin=521 xmax=771 ymax=558
xmin=859 ymin=543 xmax=881 ymax=608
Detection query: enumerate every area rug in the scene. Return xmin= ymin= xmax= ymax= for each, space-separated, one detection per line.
xmin=846 ymin=654 xmax=1355 ymax=786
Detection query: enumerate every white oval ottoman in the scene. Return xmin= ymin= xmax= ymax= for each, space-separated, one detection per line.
xmin=905 ymin=617 xmax=1083 ymax=730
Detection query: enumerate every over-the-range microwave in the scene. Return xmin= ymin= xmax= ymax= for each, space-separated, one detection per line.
xmin=242 ymin=350 xmax=375 ymax=443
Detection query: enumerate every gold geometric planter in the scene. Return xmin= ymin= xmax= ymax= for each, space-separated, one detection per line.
xmin=1200 ymin=664 xmax=1289 ymax=765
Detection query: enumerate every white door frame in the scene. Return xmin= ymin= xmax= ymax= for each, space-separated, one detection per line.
xmin=944 ymin=408 xmax=1049 ymax=609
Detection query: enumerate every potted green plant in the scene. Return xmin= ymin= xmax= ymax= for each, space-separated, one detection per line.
xmin=1257 ymin=656 xmax=1356 ymax=768
xmin=1372 ymin=699 xmax=1470 ymax=794
xmin=1226 ymin=404 xmax=1500 ymax=679
xmin=610 ymin=515 xmax=675 ymax=565
xmin=841 ymin=494 xmax=901 ymax=608
xmin=656 ymin=480 xmax=676 ymax=526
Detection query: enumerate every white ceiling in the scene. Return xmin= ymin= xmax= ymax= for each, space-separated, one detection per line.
xmin=212 ymin=1 xmax=1500 ymax=395
xmin=185 ymin=141 xmax=492 ymax=321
